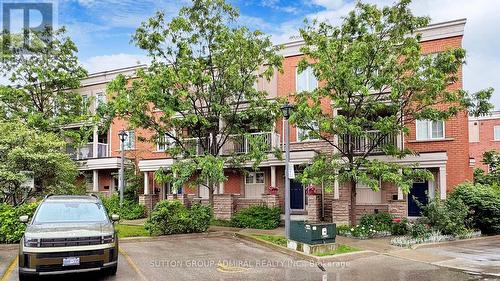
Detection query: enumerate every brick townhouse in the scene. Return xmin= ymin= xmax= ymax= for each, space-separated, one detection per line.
xmin=469 ymin=110 xmax=500 ymax=172
xmin=71 ymin=18 xmax=472 ymax=224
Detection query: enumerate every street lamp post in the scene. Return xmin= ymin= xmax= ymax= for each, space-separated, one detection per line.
xmin=281 ymin=101 xmax=293 ymax=239
xmin=118 ymin=130 xmax=128 ymax=208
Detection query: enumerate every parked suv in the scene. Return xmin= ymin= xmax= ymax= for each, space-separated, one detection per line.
xmin=18 ymin=195 xmax=119 ymax=280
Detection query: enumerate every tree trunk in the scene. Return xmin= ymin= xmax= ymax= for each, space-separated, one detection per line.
xmin=208 ymin=182 xmax=214 ymax=206
xmin=349 ymin=180 xmax=357 ymax=226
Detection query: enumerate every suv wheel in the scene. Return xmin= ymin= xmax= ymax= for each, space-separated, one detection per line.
xmin=107 ymin=264 xmax=117 ymax=276
xmin=19 ymin=272 xmax=33 ymax=281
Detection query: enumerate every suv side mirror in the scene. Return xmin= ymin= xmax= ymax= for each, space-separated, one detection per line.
xmin=111 ymin=214 xmax=120 ymax=222
xmin=19 ymin=215 xmax=29 ymax=223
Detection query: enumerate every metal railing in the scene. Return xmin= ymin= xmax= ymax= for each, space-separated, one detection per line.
xmin=221 ymin=132 xmax=280 ymax=155
xmin=67 ymin=142 xmax=109 ymax=160
xmin=339 ymin=130 xmax=396 ymax=154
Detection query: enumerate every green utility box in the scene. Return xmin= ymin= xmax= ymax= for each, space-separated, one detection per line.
xmin=290 ymin=221 xmax=336 ymax=245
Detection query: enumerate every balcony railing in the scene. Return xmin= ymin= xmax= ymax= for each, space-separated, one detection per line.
xmin=67 ymin=142 xmax=109 ymax=160
xmin=339 ymin=130 xmax=397 ymax=154
xmin=221 ymin=132 xmax=280 ymax=155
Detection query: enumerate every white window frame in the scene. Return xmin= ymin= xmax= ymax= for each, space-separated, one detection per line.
xmin=416 ymin=119 xmax=445 ymax=141
xmin=120 ymin=130 xmax=135 ymax=150
xmin=157 ymin=131 xmax=176 ymax=152
xmin=296 ymin=66 xmax=318 ymax=92
xmin=296 ymin=121 xmax=319 ymax=142
xmin=494 ymin=126 xmax=500 ymax=141
xmin=95 ymin=92 xmax=106 ymax=109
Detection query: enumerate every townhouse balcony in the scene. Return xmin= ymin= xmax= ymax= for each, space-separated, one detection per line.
xmin=221 ymin=132 xmax=281 ymax=155
xmin=67 ymin=142 xmax=109 ymax=160
xmin=177 ymin=132 xmax=281 ymax=156
xmin=339 ymin=130 xmax=397 ymax=154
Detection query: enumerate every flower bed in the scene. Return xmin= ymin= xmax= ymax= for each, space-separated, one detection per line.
xmin=390 ymin=230 xmax=482 ymax=248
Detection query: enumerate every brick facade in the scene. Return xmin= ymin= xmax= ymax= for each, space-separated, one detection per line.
xmin=469 ymin=113 xmax=500 ymax=172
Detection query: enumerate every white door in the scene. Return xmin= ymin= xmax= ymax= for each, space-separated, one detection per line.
xmin=245 ymin=172 xmax=265 ymax=198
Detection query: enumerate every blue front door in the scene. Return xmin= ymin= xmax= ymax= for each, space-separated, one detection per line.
xmin=290 ymin=180 xmax=304 ymax=210
xmin=408 ymin=181 xmax=428 ymax=216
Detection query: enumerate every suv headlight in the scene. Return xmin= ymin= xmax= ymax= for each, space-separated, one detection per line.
xmin=24 ymin=237 xmax=40 ymax=247
xmin=101 ymin=235 xmax=114 ymax=244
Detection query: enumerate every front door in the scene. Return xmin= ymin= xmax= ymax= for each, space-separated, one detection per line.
xmin=290 ymin=180 xmax=304 ymax=210
xmin=408 ymin=181 xmax=429 ymax=216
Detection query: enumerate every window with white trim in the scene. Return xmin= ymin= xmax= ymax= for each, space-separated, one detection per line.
xmin=296 ymin=66 xmax=317 ymax=92
xmin=416 ymin=119 xmax=444 ymax=140
xmin=245 ymin=172 xmax=265 ymax=198
xmin=355 ymin=181 xmax=382 ymax=204
xmin=297 ymin=121 xmax=319 ymax=142
xmin=95 ymin=92 xmax=106 ymax=109
xmin=494 ymin=126 xmax=500 ymax=141
xmin=157 ymin=131 xmax=176 ymax=152
xmin=120 ymin=130 xmax=135 ymax=150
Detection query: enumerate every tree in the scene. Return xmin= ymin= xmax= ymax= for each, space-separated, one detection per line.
xmin=293 ymin=0 xmax=493 ymax=224
xmin=0 ymin=122 xmax=80 ymax=206
xmin=107 ymin=0 xmax=283 ymax=205
xmin=474 ymin=150 xmax=499 ymax=187
xmin=0 ymin=27 xmax=89 ymax=135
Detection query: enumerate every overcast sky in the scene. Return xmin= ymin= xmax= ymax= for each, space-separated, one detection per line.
xmin=5 ymin=0 xmax=500 ymax=109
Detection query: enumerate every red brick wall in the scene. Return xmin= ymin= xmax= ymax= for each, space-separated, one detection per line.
xmin=470 ymin=117 xmax=500 ymax=171
xmin=224 ymin=170 xmax=243 ymax=194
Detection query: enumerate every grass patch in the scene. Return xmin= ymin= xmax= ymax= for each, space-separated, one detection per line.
xmin=313 ymin=244 xmax=360 ymax=257
xmin=210 ymin=219 xmax=233 ymax=227
xmin=115 ymin=224 xmax=149 ymax=238
xmin=251 ymin=234 xmax=287 ymax=247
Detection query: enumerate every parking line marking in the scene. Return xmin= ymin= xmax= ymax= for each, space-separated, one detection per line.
xmin=1 ymin=258 xmax=17 ymax=281
xmin=119 ymin=247 xmax=148 ymax=281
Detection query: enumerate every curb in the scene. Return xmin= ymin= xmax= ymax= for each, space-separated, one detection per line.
xmin=234 ymin=232 xmax=378 ymax=263
xmin=120 ymin=231 xmax=230 ymax=243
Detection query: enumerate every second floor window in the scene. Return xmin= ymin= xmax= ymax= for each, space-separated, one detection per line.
xmin=495 ymin=126 xmax=500 ymax=141
xmin=416 ymin=119 xmax=444 ymax=140
xmin=297 ymin=121 xmax=319 ymax=142
xmin=95 ymin=92 xmax=106 ymax=109
xmin=120 ymin=130 xmax=135 ymax=150
xmin=157 ymin=131 xmax=176 ymax=152
xmin=296 ymin=66 xmax=317 ymax=92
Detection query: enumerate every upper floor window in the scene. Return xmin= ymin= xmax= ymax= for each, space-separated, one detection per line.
xmin=82 ymin=95 xmax=89 ymax=114
xmin=495 ymin=126 xmax=500 ymax=141
xmin=120 ymin=130 xmax=135 ymax=150
xmin=95 ymin=92 xmax=106 ymax=109
xmin=297 ymin=121 xmax=319 ymax=142
xmin=416 ymin=119 xmax=444 ymax=140
xmin=296 ymin=66 xmax=317 ymax=92
xmin=157 ymin=131 xmax=176 ymax=152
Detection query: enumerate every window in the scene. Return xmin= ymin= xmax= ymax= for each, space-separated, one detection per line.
xmin=495 ymin=126 xmax=500 ymax=141
xmin=356 ymin=181 xmax=382 ymax=204
xmin=95 ymin=92 xmax=106 ymax=109
xmin=296 ymin=66 xmax=317 ymax=92
xmin=82 ymin=95 xmax=89 ymax=114
xmin=157 ymin=131 xmax=176 ymax=151
xmin=245 ymin=172 xmax=265 ymax=198
xmin=120 ymin=130 xmax=135 ymax=150
xmin=297 ymin=121 xmax=319 ymax=142
xmin=416 ymin=119 xmax=444 ymax=140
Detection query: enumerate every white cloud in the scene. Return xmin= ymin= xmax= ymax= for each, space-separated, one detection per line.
xmin=265 ymin=0 xmax=500 ymax=109
xmin=81 ymin=53 xmax=150 ymax=74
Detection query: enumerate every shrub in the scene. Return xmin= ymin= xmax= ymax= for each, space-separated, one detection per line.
xmin=0 ymin=202 xmax=39 ymax=243
xmin=448 ymin=183 xmax=500 ymax=234
xmin=231 ymin=205 xmax=280 ymax=229
xmin=409 ymin=219 xmax=432 ymax=239
xmin=101 ymin=194 xmax=146 ymax=220
xmin=421 ymin=197 xmax=470 ymax=236
xmin=391 ymin=218 xmax=410 ymax=236
xmin=359 ymin=213 xmax=394 ymax=232
xmin=145 ymin=200 xmax=212 ymax=236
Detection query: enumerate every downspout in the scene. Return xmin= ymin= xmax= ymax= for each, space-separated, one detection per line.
xmin=321 ymin=180 xmax=325 ymax=221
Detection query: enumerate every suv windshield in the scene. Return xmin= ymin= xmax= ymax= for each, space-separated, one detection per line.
xmin=33 ymin=202 xmax=109 ymax=224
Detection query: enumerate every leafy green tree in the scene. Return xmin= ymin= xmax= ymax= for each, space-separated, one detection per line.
xmin=107 ymin=0 xmax=283 ymax=204
xmin=474 ymin=150 xmax=499 ymax=187
xmin=293 ymin=0 xmax=493 ymax=224
xmin=0 ymin=122 xmax=79 ymax=206
xmin=0 ymin=27 xmax=89 ymax=134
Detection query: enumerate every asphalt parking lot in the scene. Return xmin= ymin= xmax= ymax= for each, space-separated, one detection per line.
xmin=1 ymin=234 xmax=496 ymax=281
